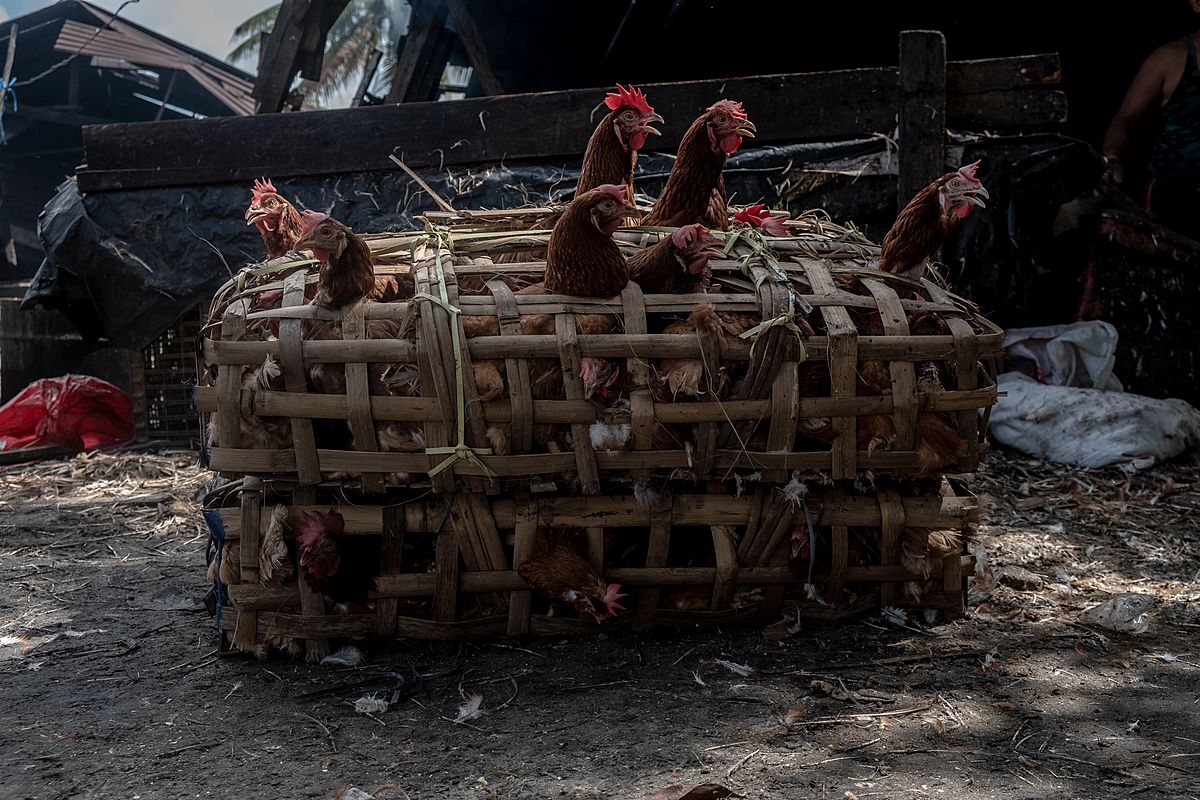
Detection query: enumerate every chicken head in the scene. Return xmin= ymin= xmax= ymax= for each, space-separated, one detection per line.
xmin=296 ymin=508 xmax=345 ymax=582
xmin=605 ymin=84 xmax=664 ymax=152
xmin=293 ymin=210 xmax=340 ymax=260
xmin=705 ymin=100 xmax=756 ymax=155
xmin=671 ymin=223 xmax=723 ymax=275
xmin=581 ymin=356 xmax=621 ymax=400
xmin=938 ymin=160 xmax=990 ymax=220
xmin=588 ymin=184 xmax=636 ymax=236
xmin=245 ymin=177 xmax=289 ymax=232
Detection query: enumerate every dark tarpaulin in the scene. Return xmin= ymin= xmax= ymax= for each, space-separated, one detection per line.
xmin=22 ymin=133 xmax=1101 ymax=350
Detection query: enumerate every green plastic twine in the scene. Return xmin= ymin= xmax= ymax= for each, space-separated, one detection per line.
xmin=413 ymin=233 xmax=496 ymax=482
xmin=723 ymin=225 xmax=809 ymax=362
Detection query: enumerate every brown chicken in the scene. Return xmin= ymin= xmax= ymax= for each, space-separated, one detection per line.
xmin=641 ymin=100 xmax=756 ymax=230
xmin=652 ymin=304 xmax=729 ymax=401
xmin=517 ymin=528 xmax=627 ymax=622
xmin=628 ymin=223 xmax=722 ymax=295
xmin=245 ymin=177 xmax=305 ymax=260
xmin=207 ymin=504 xmax=300 ymax=658
xmin=205 ymin=354 xmax=290 ymax=450
xmin=579 ymin=84 xmax=665 ymax=198
xmin=294 ymin=214 xmax=425 ymax=483
xmin=878 ymin=160 xmax=989 ymax=283
xmin=494 ymin=85 xmax=661 ymax=263
xmin=465 ymin=187 xmax=636 ymax=454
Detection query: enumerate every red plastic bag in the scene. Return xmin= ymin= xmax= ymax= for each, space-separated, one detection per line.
xmin=0 ymin=374 xmax=135 ymax=453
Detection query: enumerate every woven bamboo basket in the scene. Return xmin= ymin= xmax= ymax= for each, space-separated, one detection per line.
xmin=205 ymin=475 xmax=978 ymax=657
xmin=194 ymin=209 xmax=999 ymax=652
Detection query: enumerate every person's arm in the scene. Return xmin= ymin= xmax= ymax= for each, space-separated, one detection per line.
xmin=1103 ymin=45 xmax=1178 ymax=183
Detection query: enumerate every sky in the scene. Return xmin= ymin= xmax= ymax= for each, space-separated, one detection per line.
xmin=0 ymin=0 xmax=278 ymax=69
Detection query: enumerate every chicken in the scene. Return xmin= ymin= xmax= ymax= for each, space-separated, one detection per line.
xmin=543 ymin=184 xmax=636 ymax=296
xmin=293 ymin=213 xmax=424 ymax=484
xmin=293 ymin=211 xmax=378 ymax=311
xmin=245 ymin=177 xmax=305 ymax=260
xmin=297 ymin=508 xmax=343 ymax=584
xmin=878 ymin=160 xmax=990 ymax=283
xmin=628 ymin=223 xmax=721 ymax=295
xmin=466 ymin=187 xmax=636 ymax=454
xmin=652 ymin=304 xmax=729 ymax=401
xmin=579 ymin=84 xmax=664 ymax=199
xmin=641 ymin=100 xmax=756 ymax=230
xmin=205 ymin=354 xmax=290 ymax=450
xmin=207 ymin=504 xmax=300 ymax=659
xmin=517 ymin=528 xmax=626 ymax=622
xmin=494 ymin=86 xmax=661 ymax=263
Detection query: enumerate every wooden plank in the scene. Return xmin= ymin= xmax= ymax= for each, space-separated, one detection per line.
xmin=632 ymin=496 xmax=673 ymax=632
xmin=413 ymin=252 xmax=457 ymax=492
xmin=292 ymin=484 xmax=329 ymax=661
xmin=433 ymin=507 xmax=460 ymax=624
xmin=804 ymin=260 xmax=858 ymax=480
xmin=827 ymin=525 xmax=849 ymax=605
xmin=202 ymin=327 xmax=1006 ymax=365
xmin=77 ymin=57 xmax=1065 ymax=191
xmin=945 ymin=53 xmax=1060 ymax=93
xmin=279 ymin=271 xmax=321 ymax=485
xmin=487 ymin=279 xmax=533 ymax=453
xmin=877 ymin=487 xmax=905 ymax=609
xmin=945 ymin=316 xmax=981 ymax=471
xmin=194 ymin=384 xmax=998 ymax=423
xmin=506 ymin=495 xmax=536 ymax=637
xmin=899 ymin=30 xmax=946 ymax=211
xmin=863 ymin=277 xmax=917 ymax=452
xmin=233 ymin=480 xmax=262 ymax=653
xmin=342 ymin=302 xmax=384 ymax=491
xmin=374 ymin=494 xmax=405 ymax=635
xmin=710 ymin=525 xmax=739 ymax=611
xmin=620 ymin=282 xmax=653 ymax=485
xmin=555 ymin=313 xmax=600 ymax=494
xmin=945 ymin=88 xmax=1068 ymax=128
xmin=214 ymin=301 xmax=248 ymax=476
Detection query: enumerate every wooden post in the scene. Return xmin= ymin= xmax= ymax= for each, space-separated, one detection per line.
xmin=898 ymin=30 xmax=946 ymax=211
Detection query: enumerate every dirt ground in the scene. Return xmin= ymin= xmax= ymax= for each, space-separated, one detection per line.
xmin=1 ymin=444 xmax=1198 ymax=800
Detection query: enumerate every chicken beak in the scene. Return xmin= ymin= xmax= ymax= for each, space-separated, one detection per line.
xmin=736 ymin=120 xmax=757 ymax=138
xmin=292 ymin=235 xmax=317 ymax=252
xmin=638 ymin=112 xmax=665 ymax=136
xmin=965 ymin=186 xmax=990 ymax=208
xmin=245 ymin=206 xmax=265 ymax=225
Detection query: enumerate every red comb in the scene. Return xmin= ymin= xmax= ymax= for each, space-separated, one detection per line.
xmin=708 ymin=99 xmax=748 ymax=120
xmin=733 ymin=205 xmax=769 ymax=225
xmin=958 ymin=160 xmax=982 ymax=182
xmin=594 ymin=184 xmax=628 ymax=203
xmin=251 ymin=177 xmax=277 ymax=204
xmin=604 ymin=84 xmax=654 ymax=115
xmin=300 ymin=209 xmax=327 ymax=236
xmin=671 ymin=223 xmax=709 ymax=248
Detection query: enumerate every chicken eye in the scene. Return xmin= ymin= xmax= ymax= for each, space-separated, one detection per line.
xmin=716 ymin=114 xmax=728 ymax=124
xmin=622 ymin=110 xmax=636 ymax=120
xmin=266 ymin=198 xmax=277 ymax=207
xmin=320 ymin=226 xmax=333 ymax=236
xmin=601 ymin=201 xmax=614 ymax=210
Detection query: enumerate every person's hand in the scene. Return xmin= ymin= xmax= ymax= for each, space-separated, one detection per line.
xmin=1104 ymin=156 xmax=1125 ymax=186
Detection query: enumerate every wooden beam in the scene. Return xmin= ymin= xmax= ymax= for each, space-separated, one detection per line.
xmin=77 ymin=56 xmax=1065 ymax=192
xmin=350 ymin=48 xmax=383 ymax=107
xmin=444 ymin=0 xmax=504 ymax=96
xmin=898 ymin=30 xmax=946 ymax=210
xmin=252 ymin=0 xmax=350 ymax=113
xmin=385 ymin=0 xmax=456 ymax=104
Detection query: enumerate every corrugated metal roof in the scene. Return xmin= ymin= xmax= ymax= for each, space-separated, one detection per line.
xmin=55 ymin=10 xmax=254 ymax=116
